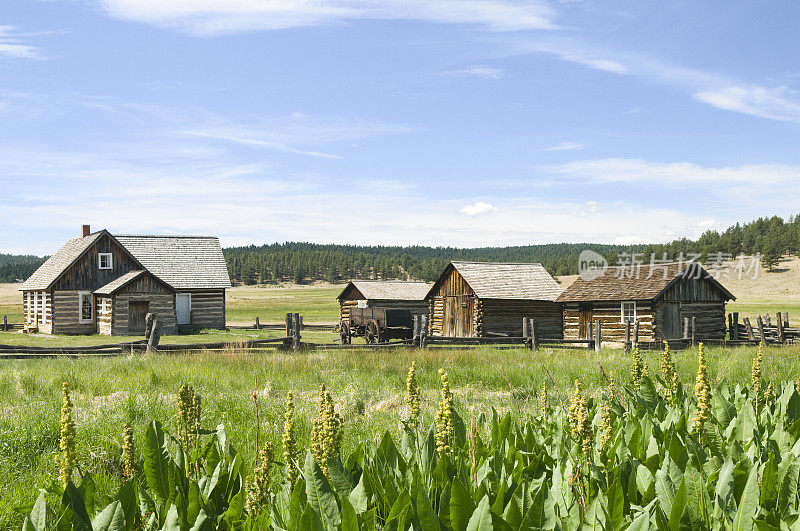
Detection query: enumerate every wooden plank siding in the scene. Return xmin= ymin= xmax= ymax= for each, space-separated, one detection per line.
xmin=50 ymin=234 xmax=140 ymax=292
xmin=111 ymin=294 xmax=176 ymax=335
xmin=429 ymin=267 xmax=475 ymax=336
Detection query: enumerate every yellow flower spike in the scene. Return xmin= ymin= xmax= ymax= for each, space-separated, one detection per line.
xmin=631 ymin=346 xmax=644 ymax=386
xmin=246 ymin=441 xmax=275 ymax=515
xmin=405 ymin=361 xmax=421 ymax=428
xmin=435 ymin=368 xmax=454 ymax=458
xmin=692 ymin=343 xmax=711 ymax=439
xmin=59 ymin=382 xmax=76 ymax=487
xmin=121 ymin=423 xmax=136 ymax=483
xmin=310 ymin=384 xmax=342 ymax=476
xmin=282 ymin=391 xmax=299 ymax=488
xmin=661 ymin=341 xmax=677 ymax=403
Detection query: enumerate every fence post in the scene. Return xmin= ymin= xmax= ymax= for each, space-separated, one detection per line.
xmin=255 ymin=316 xmax=260 ymax=330
xmin=530 ymin=318 xmax=538 ymax=350
xmin=587 ymin=320 xmax=594 ymax=350
xmin=691 ymin=317 xmax=696 ymax=346
xmin=625 ymin=320 xmax=631 ymax=352
xmin=421 ymin=315 xmax=428 ymax=349
xmin=285 ymin=313 xmax=292 ymax=337
xmin=683 ymin=317 xmax=689 ymax=339
xmin=292 ymin=313 xmax=301 ymax=350
xmin=2 ymin=315 xmax=6 ymax=332
xmin=633 ymin=320 xmax=640 ymax=346
xmin=743 ymin=317 xmax=756 ymax=341
xmin=783 ymin=312 xmax=790 ymax=328
xmin=413 ymin=315 xmax=420 ymax=347
xmin=765 ymin=314 xmax=772 ymax=327
xmin=522 ymin=317 xmax=530 ymax=349
xmin=594 ymin=319 xmax=601 ymax=352
xmin=777 ymin=312 xmax=785 ymax=344
xmin=727 ymin=313 xmax=733 ymax=340
xmin=757 ymin=316 xmax=767 ymax=346
xmin=146 ymin=318 xmax=161 ymax=353
xmin=732 ymin=312 xmax=739 ymax=340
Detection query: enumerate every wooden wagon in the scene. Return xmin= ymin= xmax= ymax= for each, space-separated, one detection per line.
xmin=340 ymin=305 xmax=416 ymax=344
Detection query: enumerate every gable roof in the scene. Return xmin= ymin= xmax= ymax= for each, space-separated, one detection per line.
xmin=20 ymin=230 xmax=109 ymax=291
xmin=114 ymin=235 xmax=231 ymax=290
xmin=556 ymin=262 xmax=736 ymax=302
xmin=338 ymin=280 xmax=432 ymax=301
xmin=95 ymin=270 xmax=146 ymax=295
xmin=428 ymin=261 xmax=563 ymax=301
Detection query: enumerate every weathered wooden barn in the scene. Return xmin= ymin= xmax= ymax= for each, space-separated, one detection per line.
xmin=557 ymin=262 xmax=735 ymax=342
xmin=337 ymin=280 xmax=432 ymax=325
xmin=426 ymin=262 xmax=563 ymax=338
xmin=20 ymin=225 xmax=231 ymax=335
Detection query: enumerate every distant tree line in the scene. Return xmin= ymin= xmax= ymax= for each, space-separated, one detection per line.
xmin=0 ymin=253 xmax=47 ymax=283
xmin=223 ymin=215 xmax=800 ymax=283
xmin=4 ymin=215 xmax=799 ymax=283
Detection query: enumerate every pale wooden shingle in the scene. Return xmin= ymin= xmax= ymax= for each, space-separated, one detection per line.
xmin=449 ymin=261 xmax=563 ymax=301
xmin=338 ymin=280 xmax=432 ymax=301
xmin=19 ymin=232 xmax=105 ymax=291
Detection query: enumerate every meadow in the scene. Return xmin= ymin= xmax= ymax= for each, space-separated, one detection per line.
xmin=2 ymin=263 xmax=800 ymax=527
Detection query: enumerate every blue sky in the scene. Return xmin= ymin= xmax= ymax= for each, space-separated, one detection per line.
xmin=2 ymin=0 xmax=800 ymax=254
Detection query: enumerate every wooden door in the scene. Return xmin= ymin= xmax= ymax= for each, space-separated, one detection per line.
xmin=661 ymin=303 xmax=682 ymax=339
xmin=444 ymin=297 xmax=456 ymax=336
xmin=176 ymin=293 xmax=191 ymax=325
xmin=578 ymin=304 xmax=593 ymax=339
xmin=456 ymin=296 xmax=474 ymax=337
xmin=129 ymin=301 xmax=149 ymax=334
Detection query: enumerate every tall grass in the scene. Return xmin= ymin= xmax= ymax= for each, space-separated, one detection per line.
xmin=0 ymin=344 xmax=798 ymax=527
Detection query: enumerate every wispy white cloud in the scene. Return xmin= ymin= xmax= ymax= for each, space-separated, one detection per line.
xmin=459 ymin=201 xmax=498 ymax=216
xmin=441 ymin=65 xmax=504 ymax=79
xmin=544 ymin=141 xmax=583 ymax=151
xmin=98 ymin=0 xmax=557 ymax=35
xmin=693 ymin=85 xmax=800 ymax=122
xmin=0 ymin=26 xmax=42 ymax=59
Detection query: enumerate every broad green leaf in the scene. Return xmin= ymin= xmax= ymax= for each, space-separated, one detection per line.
xmin=305 ymin=453 xmax=341 ymax=528
xmin=143 ymin=420 xmax=172 ymax=502
xmin=733 ymin=463 xmax=760 ymax=531
xmin=62 ymin=481 xmax=92 ymax=531
xmin=341 ymin=496 xmax=359 ymax=531
xmin=466 ymin=495 xmax=493 ymax=531
xmin=92 ymin=501 xmax=126 ymax=531
xmin=349 ymin=474 xmax=368 ymax=514
xmin=27 ymin=491 xmax=46 ymax=531
xmin=607 ymin=474 xmax=625 ymax=530
xmin=450 ymin=478 xmax=476 ymax=531
xmin=415 ymin=486 xmax=441 ymax=531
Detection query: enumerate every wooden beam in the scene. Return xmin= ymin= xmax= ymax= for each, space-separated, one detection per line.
xmin=783 ymin=312 xmax=790 ymax=328
xmin=633 ymin=320 xmax=640 ymax=345
xmin=625 ymin=320 xmax=631 ymax=352
xmin=757 ymin=316 xmax=767 ymax=346
xmin=594 ymin=319 xmax=602 ymax=353
xmin=732 ymin=312 xmax=739 ymax=340
xmin=255 ymin=316 xmax=260 ymax=330
xmin=777 ymin=312 xmax=785 ymax=344
xmin=683 ymin=317 xmax=690 ymax=340
xmin=530 ymin=318 xmax=538 ymax=350
xmin=743 ymin=317 xmax=756 ymax=341
xmin=691 ymin=316 xmax=696 ymax=346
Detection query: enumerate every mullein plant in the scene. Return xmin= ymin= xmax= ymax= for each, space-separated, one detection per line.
xmin=538 ymin=385 xmax=548 ymax=419
xmin=692 ymin=343 xmax=711 ymax=440
xmin=310 ymin=384 xmax=343 ymax=476
xmin=599 ymin=395 xmax=614 ymax=462
xmin=59 ymin=382 xmax=76 ymax=488
xmin=752 ymin=345 xmax=763 ymax=412
xmin=121 ymin=423 xmax=136 ymax=483
xmin=660 ymin=341 xmax=678 ymax=403
xmin=631 ymin=346 xmax=644 ymax=387
xmin=177 ymin=384 xmax=202 ymax=478
xmin=282 ymin=391 xmax=299 ymax=488
xmin=246 ymin=441 xmax=275 ymax=515
xmin=569 ymin=379 xmax=593 ymax=459
xmin=405 ymin=361 xmax=421 ymax=428
xmin=435 ymin=368 xmax=455 ymax=458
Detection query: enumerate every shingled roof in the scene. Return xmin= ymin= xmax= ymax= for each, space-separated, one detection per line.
xmin=19 ymin=231 xmax=107 ymax=291
xmin=114 ymin=235 xmax=231 ymax=290
xmin=338 ymin=280 xmax=432 ymax=301
xmin=557 ymin=262 xmax=736 ymax=302
xmin=431 ymin=262 xmax=563 ymax=301
xmin=94 ymin=270 xmax=147 ymax=295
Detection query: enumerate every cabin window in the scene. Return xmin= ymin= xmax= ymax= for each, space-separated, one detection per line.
xmin=98 ymin=253 xmax=113 ymax=270
xmin=621 ymin=301 xmax=636 ymax=324
xmin=79 ymin=292 xmax=93 ymax=323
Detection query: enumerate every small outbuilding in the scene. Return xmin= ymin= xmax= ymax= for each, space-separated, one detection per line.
xmin=425 ymin=261 xmax=563 ymax=338
xmin=557 ymin=261 xmax=735 ymax=342
xmin=337 ymin=280 xmax=432 ymax=325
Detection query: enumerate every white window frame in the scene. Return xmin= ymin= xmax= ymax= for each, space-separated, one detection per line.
xmin=78 ymin=291 xmax=94 ymax=323
xmin=98 ymin=253 xmax=113 ymax=270
xmin=621 ymin=301 xmax=636 ymax=324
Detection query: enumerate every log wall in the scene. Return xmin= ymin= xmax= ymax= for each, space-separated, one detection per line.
xmin=22 ymin=290 xmax=52 ymax=333
xmin=111 ymin=293 xmax=176 ymax=335
xmin=51 ymin=291 xmax=95 ymax=335
xmin=183 ymin=289 xmax=226 ymax=330
xmin=481 ymin=299 xmax=563 ymax=339
xmin=563 ymin=302 xmax=656 ymax=342
xmin=97 ymin=297 xmax=113 ymax=335
xmin=653 ymin=301 xmax=726 ymax=340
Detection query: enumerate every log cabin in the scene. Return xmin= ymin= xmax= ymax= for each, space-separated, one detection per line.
xmin=425 ymin=262 xmax=563 ymax=338
xmin=557 ymin=262 xmax=735 ymax=342
xmin=19 ymin=225 xmax=231 ymax=335
xmin=337 ymin=280 xmax=432 ymax=326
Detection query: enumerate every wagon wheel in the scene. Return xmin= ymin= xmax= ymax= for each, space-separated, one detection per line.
xmin=340 ymin=321 xmax=351 ymax=344
xmin=366 ymin=320 xmax=380 ymax=344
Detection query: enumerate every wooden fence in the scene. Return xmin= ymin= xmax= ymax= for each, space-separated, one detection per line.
xmin=727 ymin=311 xmax=799 ymax=345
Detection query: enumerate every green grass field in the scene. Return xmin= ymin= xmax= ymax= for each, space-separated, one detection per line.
xmin=2 ymin=343 xmax=800 ymax=527
xmin=3 ymin=278 xmax=800 ymax=526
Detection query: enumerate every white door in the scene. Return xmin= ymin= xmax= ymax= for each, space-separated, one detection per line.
xmin=176 ymin=293 xmax=191 ymax=325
